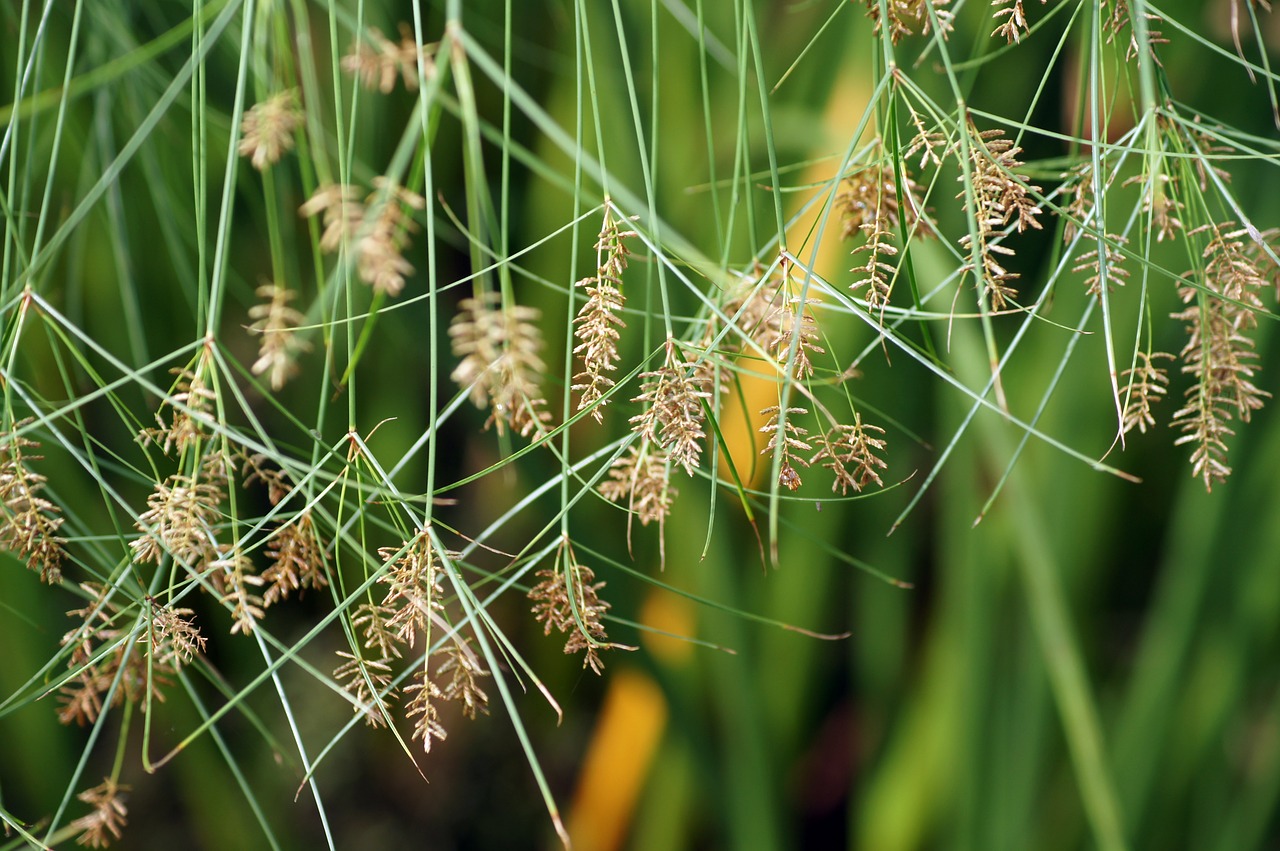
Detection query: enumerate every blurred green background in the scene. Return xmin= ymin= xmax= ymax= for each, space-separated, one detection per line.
xmin=2 ymin=1 xmax=1279 ymax=849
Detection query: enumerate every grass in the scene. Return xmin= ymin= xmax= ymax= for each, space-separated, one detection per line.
xmin=2 ymin=0 xmax=1280 ymax=848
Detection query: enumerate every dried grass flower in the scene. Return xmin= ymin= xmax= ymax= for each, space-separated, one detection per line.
xmin=129 ymin=458 xmax=226 ymax=570
xmin=723 ymin=265 xmax=787 ymax=352
xmin=836 ymin=155 xmax=928 ymax=240
xmin=629 ymin=339 xmax=711 ymax=476
xmin=905 ymin=102 xmax=951 ymax=170
xmin=598 ymin=442 xmax=676 ymax=529
xmin=58 ymin=583 xmax=175 ymax=725
xmin=811 ymin=413 xmax=889 ymax=494
xmin=572 ymin=202 xmax=636 ymax=421
xmin=850 ymin=223 xmax=900 ymax=321
xmin=334 ymin=650 xmax=397 ymax=728
xmin=1120 ymin=351 xmax=1174 ymax=435
xmin=991 ymin=0 xmax=1043 ymax=43
xmin=528 ymin=541 xmax=622 ymax=675
xmin=1103 ymin=0 xmax=1169 ymax=62
xmin=449 ymin=292 xmax=552 ymax=437
xmin=405 ymin=667 xmax=448 ymax=751
xmin=958 ymin=123 xmax=1044 ymax=311
xmin=1072 ymin=234 xmax=1130 ymax=297
xmin=435 ymin=638 xmax=490 ymax=720
xmin=759 ymin=406 xmax=812 ymax=492
xmin=376 ymin=532 xmax=451 ymax=649
xmin=70 ymin=777 xmax=128 ymax=848
xmin=0 ymin=420 xmax=67 ymax=583
xmin=261 ymin=510 xmax=327 ymax=606
xmin=1170 ymin=223 xmax=1271 ymax=489
xmin=138 ymin=365 xmax=218 ymax=456
xmin=208 ymin=547 xmax=265 ymax=635
xmin=342 ymin=24 xmax=437 ymax=93
xmin=300 ymin=179 xmax=425 ymax=296
xmin=248 ymin=282 xmax=309 ymax=390
xmin=144 ymin=601 xmax=206 ymax=668
xmin=238 ymin=89 xmax=302 ymax=171
xmin=863 ymin=0 xmax=954 ymax=44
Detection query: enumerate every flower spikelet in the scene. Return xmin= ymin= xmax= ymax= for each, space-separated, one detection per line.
xmin=238 ymin=89 xmax=302 ymax=171
xmin=376 ymin=532 xmax=452 ymax=649
xmin=342 ymin=24 xmax=436 ymax=93
xmin=300 ymin=180 xmax=425 ymax=296
xmin=1180 ymin=117 xmax=1234 ymax=191
xmin=1120 ymin=351 xmax=1173 ymax=435
xmin=357 ymin=178 xmax=425 ymax=296
xmin=209 ymin=548 xmax=265 ymax=635
xmin=629 ymin=339 xmax=711 ymax=476
xmin=905 ymin=103 xmax=951 ymax=170
xmin=863 ymin=0 xmax=954 ymax=44
xmin=1170 ymin=224 xmax=1271 ymax=489
xmin=1123 ymin=167 xmax=1185 ymax=243
xmin=240 ymin=452 xmax=295 ymax=507
xmin=572 ymin=203 xmax=636 ymax=421
xmin=435 ymin=638 xmax=490 ymax=719
xmin=723 ymin=265 xmax=787 ymax=352
xmin=405 ymin=668 xmax=447 ymax=751
xmin=1060 ymin=163 xmax=1094 ymax=245
xmin=528 ymin=543 xmax=619 ymax=675
xmin=129 ymin=464 xmax=225 ymax=570
xmin=1072 ymin=234 xmax=1130 ymax=298
xmin=334 ymin=651 xmax=397 ymax=728
xmin=300 ymin=183 xmax=364 ymax=253
xmin=70 ymin=777 xmax=128 ymax=849
xmin=836 ymin=157 xmax=927 ymax=239
xmin=248 ymin=283 xmax=309 ymax=390
xmin=811 ymin=413 xmax=889 ymax=494
xmin=351 ymin=603 xmax=401 ymax=660
xmin=774 ymin=293 xmax=826 ymax=381
xmin=958 ymin=124 xmax=1044 ymax=311
xmin=139 ymin=366 xmax=217 ymax=456
xmin=598 ymin=442 xmax=676 ymax=528
xmin=58 ymin=584 xmax=175 ymax=725
xmin=449 ymin=293 xmax=552 ymax=437
xmin=992 ymin=0 xmax=1043 ymax=43
xmin=261 ymin=510 xmax=327 ymax=606
xmin=759 ymin=406 xmax=812 ymax=492
xmin=0 ymin=421 xmax=67 ymax=583
xmin=145 ymin=602 xmax=206 ymax=668
xmin=1102 ymin=0 xmax=1168 ymax=62
xmin=850 ymin=223 xmax=900 ymax=321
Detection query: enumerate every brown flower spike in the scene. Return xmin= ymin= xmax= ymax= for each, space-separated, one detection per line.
xmin=572 ymin=202 xmax=636 ymax=421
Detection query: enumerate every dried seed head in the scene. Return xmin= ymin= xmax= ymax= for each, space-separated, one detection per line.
xmin=342 ymin=24 xmax=437 ymax=93
xmin=1120 ymin=351 xmax=1173 ymax=436
xmin=300 ymin=180 xmax=424 ymax=296
xmin=863 ymin=0 xmax=954 ymax=44
xmin=810 ymin=413 xmax=889 ymax=494
xmin=573 ymin=203 xmax=636 ymax=421
xmin=598 ymin=442 xmax=676 ymax=528
xmin=1170 ymin=222 xmax=1271 ymax=490
xmin=528 ymin=542 xmax=626 ymax=675
xmin=629 ymin=339 xmax=711 ymax=476
xmin=0 ymin=421 xmax=67 ymax=583
xmin=70 ymin=777 xmax=129 ymax=849
xmin=238 ymin=89 xmax=303 ymax=170
xmin=334 ymin=651 xmax=397 ymax=728
xmin=957 ymin=124 xmax=1044 ymax=311
xmin=759 ymin=406 xmax=812 ymax=492
xmin=449 ymin=293 xmax=552 ymax=437
xmin=129 ymin=463 xmax=226 ymax=571
xmin=248 ymin=283 xmax=309 ymax=390
xmin=1072 ymin=234 xmax=1130 ymax=298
